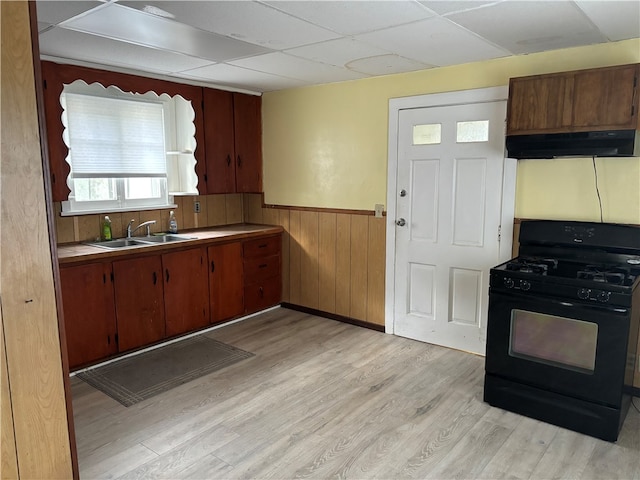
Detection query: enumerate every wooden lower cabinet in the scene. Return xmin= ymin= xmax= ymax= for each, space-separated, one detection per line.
xmin=208 ymin=242 xmax=244 ymax=323
xmin=243 ymin=235 xmax=281 ymax=314
xmin=60 ymin=262 xmax=117 ymax=369
xmin=113 ymin=255 xmax=166 ymax=352
xmin=60 ymin=232 xmax=282 ymax=367
xmin=164 ymin=247 xmax=210 ymax=337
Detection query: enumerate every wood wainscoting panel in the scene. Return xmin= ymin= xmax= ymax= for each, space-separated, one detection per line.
xmin=299 ymin=211 xmax=320 ymax=309
xmin=335 ymin=214 xmax=352 ymax=317
xmin=278 ymin=210 xmax=291 ymax=303
xmin=1 ymin=2 xmax=74 ymax=477
xmin=350 ymin=215 xmax=369 ymax=321
xmin=318 ymin=213 xmax=337 ymax=313
xmin=249 ymin=203 xmax=387 ymax=328
xmin=367 ymin=216 xmax=386 ymax=326
xmin=245 ymin=193 xmax=264 ymax=224
xmin=288 ymin=210 xmax=302 ymax=304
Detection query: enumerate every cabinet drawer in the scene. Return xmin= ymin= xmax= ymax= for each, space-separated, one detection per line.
xmin=243 ymin=255 xmax=280 ymax=284
xmin=244 ymin=279 xmax=281 ymax=313
xmin=243 ymin=235 xmax=280 ymax=258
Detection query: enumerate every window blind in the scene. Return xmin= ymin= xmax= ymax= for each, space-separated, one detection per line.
xmin=64 ymin=93 xmax=167 ymax=178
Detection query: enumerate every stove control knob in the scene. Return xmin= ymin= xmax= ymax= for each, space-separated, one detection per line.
xmin=503 ymin=278 xmax=515 ymax=289
xmin=520 ymin=280 xmax=531 ymax=291
xmin=577 ymin=288 xmax=591 ymax=300
xmin=596 ymin=291 xmax=611 ymax=303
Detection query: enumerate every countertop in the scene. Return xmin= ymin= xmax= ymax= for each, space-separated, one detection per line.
xmin=57 ymin=223 xmax=284 ymax=265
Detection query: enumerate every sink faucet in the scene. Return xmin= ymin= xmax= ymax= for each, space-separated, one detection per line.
xmin=127 ymin=219 xmax=157 ymax=238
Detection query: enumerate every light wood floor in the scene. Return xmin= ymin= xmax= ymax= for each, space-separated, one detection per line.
xmin=71 ymin=307 xmax=640 ymax=479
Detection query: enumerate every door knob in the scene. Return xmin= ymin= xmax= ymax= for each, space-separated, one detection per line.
xmin=396 ymin=218 xmax=406 ymax=227
xmin=400 ymin=189 xmax=407 ymax=197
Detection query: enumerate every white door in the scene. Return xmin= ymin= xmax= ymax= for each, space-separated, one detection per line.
xmin=393 ymin=100 xmax=509 ymax=355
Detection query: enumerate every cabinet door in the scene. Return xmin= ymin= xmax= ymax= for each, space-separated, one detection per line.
xmin=208 ymin=242 xmax=244 ymax=323
xmin=113 ymin=255 xmax=165 ymax=352
xmin=507 ymin=74 xmax=573 ymax=134
xmin=163 ymin=247 xmax=210 ymax=337
xmin=572 ymin=65 xmax=639 ymax=130
xmin=203 ymin=88 xmax=236 ymax=194
xmin=233 ymin=93 xmax=262 ymax=193
xmin=244 ymin=281 xmax=281 ymax=315
xmin=60 ymin=262 xmax=117 ymax=368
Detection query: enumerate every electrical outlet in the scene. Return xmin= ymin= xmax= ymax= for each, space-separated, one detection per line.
xmin=194 ymin=201 xmax=201 ymax=213
xmin=374 ymin=204 xmax=384 ymax=218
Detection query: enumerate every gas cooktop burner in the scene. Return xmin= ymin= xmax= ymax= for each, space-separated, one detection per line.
xmin=576 ymin=265 xmax=632 ymax=285
xmin=505 ymin=257 xmax=558 ymax=275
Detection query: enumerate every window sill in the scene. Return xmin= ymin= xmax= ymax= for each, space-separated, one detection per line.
xmin=60 ymin=204 xmax=178 ymax=217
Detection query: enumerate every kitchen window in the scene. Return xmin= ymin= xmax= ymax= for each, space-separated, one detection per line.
xmin=60 ymin=80 xmax=198 ymax=215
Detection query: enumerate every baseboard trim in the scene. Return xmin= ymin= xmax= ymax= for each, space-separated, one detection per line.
xmin=281 ymin=303 xmax=385 ymax=332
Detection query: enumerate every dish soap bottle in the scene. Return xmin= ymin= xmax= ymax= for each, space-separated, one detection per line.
xmin=169 ymin=210 xmax=178 ymax=234
xmin=102 ymin=216 xmax=112 ymax=241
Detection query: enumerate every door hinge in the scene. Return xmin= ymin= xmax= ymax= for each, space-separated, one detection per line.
xmin=498 ymin=225 xmax=502 ymax=242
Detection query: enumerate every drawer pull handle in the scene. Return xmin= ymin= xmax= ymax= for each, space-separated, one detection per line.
xmin=165 ymin=269 xmax=170 ymax=283
xmin=259 ymin=286 xmax=264 ymax=298
xmin=153 ymin=272 xmax=157 ymax=285
xmin=258 ymin=244 xmax=267 ymax=248
xmin=259 ymin=264 xmax=267 ymax=268
xmin=211 ymin=260 xmax=215 ymax=273
xmin=226 ymin=154 xmax=231 ymax=166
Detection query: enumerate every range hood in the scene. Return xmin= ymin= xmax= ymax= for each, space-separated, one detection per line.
xmin=506 ymin=129 xmax=639 ymax=159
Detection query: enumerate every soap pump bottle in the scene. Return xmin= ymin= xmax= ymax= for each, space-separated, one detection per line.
xmin=102 ymin=216 xmax=112 ymax=241
xmin=169 ymin=210 xmax=178 ymax=234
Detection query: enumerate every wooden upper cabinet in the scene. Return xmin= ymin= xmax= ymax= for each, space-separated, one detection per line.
xmin=233 ymin=93 xmax=263 ymax=193
xmin=572 ymin=66 xmax=638 ymax=129
xmin=507 ymin=75 xmax=573 ymax=134
xmin=60 ymin=262 xmax=117 ymax=369
xmin=40 ymin=61 xmax=206 ymax=201
xmin=203 ymin=89 xmax=236 ymax=194
xmin=507 ymin=64 xmax=639 ymax=135
xmin=163 ymin=247 xmax=210 ymax=337
xmin=113 ymin=255 xmax=166 ymax=352
xmin=203 ymin=89 xmax=263 ymax=193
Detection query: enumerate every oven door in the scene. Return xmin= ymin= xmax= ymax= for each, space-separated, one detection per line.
xmin=485 ymin=290 xmax=630 ymax=408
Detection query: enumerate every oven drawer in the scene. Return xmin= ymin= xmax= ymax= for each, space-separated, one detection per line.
xmin=485 ymin=290 xmax=633 ymax=408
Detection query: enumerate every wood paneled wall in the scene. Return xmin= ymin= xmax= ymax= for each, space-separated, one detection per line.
xmin=1 ymin=2 xmax=74 ymax=477
xmin=244 ymin=194 xmax=386 ymax=327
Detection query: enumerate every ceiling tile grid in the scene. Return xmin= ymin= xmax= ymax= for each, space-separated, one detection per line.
xmin=36 ymin=0 xmax=640 ymax=93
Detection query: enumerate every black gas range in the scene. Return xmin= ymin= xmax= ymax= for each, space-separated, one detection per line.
xmin=484 ymin=220 xmax=640 ymax=441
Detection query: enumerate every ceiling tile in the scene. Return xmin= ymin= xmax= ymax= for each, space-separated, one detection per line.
xmin=119 ymin=1 xmax=341 ymax=50
xmin=347 ymin=54 xmax=433 ymax=76
xmin=419 ymin=1 xmax=504 ymax=16
xmin=40 ymin=27 xmax=214 ymax=75
xmin=264 ymin=0 xmax=435 ymax=35
xmin=447 ymin=1 xmax=608 ymax=54
xmin=575 ymin=1 xmax=640 ymax=41
xmin=59 ymin=3 xmax=272 ymax=63
xmin=357 ymin=17 xmax=510 ymax=66
xmin=35 ymin=0 xmax=102 ymax=26
xmin=285 ymin=37 xmax=396 ymax=68
xmin=229 ymin=52 xmax=368 ymax=84
xmin=178 ymin=63 xmax=307 ymax=92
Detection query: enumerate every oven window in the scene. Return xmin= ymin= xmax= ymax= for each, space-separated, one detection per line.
xmin=509 ymin=310 xmax=597 ymax=373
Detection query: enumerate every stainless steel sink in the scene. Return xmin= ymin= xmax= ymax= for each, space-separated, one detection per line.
xmin=86 ymin=238 xmax=146 ymax=249
xmin=86 ymin=234 xmax=196 ymax=249
xmin=134 ymin=234 xmax=195 ymax=244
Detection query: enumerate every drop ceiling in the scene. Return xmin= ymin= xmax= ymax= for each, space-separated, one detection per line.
xmin=36 ymin=0 xmax=640 ymax=94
